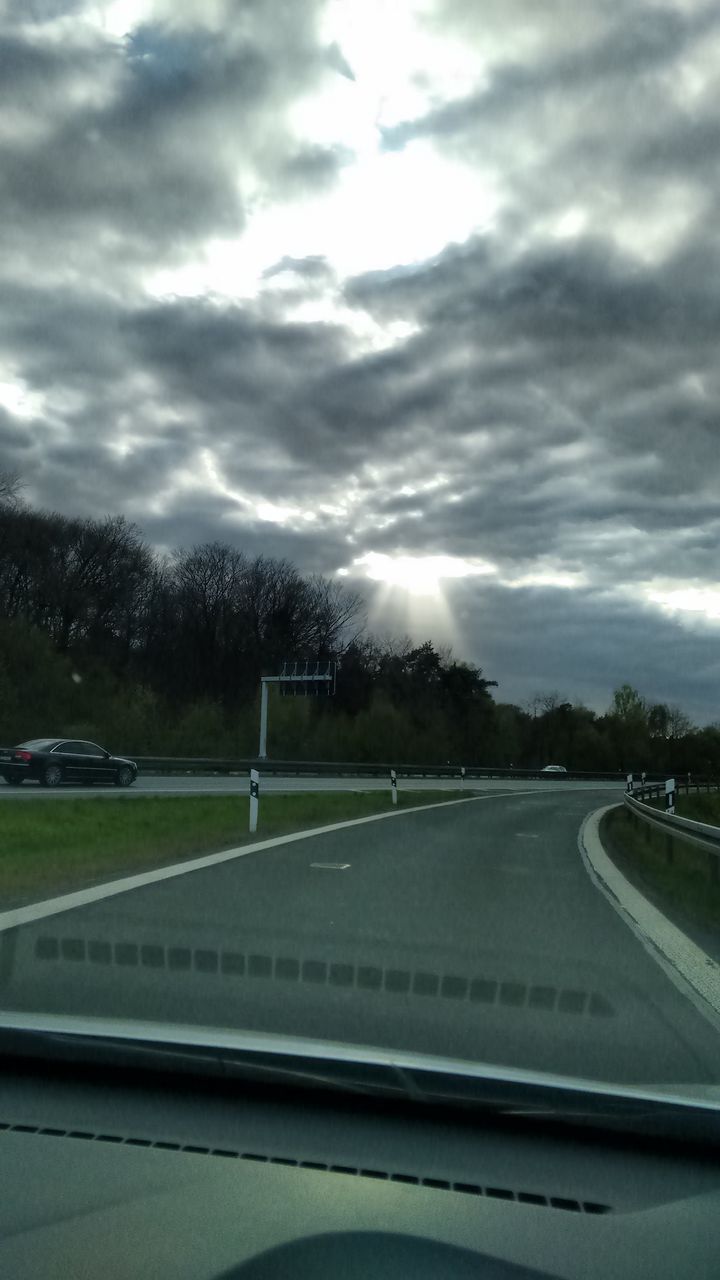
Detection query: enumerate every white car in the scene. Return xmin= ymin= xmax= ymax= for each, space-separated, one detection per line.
xmin=541 ymin=764 xmax=567 ymax=773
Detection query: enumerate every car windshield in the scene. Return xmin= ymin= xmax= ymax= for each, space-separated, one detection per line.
xmin=1 ymin=0 xmax=719 ymax=1123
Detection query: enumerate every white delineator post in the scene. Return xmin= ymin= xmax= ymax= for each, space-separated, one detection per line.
xmin=461 ymin=766 xmax=466 ymax=788
xmin=665 ymin=777 xmax=676 ymax=816
xmin=391 ymin=768 xmax=398 ymax=806
xmin=250 ymin=768 xmax=260 ymax=833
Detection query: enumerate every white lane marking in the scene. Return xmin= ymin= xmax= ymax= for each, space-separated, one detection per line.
xmin=579 ymin=806 xmax=720 ymax=1033
xmin=310 ymin=862 xmax=350 ymax=870
xmin=0 ymin=786 xmax=598 ymax=932
xmin=515 ymin=833 xmax=539 ymax=839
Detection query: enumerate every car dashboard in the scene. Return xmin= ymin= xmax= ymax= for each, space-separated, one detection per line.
xmin=1 ymin=1049 xmax=719 ymax=1279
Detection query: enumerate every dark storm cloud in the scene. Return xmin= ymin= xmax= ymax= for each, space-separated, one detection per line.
xmin=279 ymin=144 xmax=354 ymax=192
xmin=122 ymin=298 xmax=376 ymax=478
xmin=0 ymin=0 xmax=341 ymax=275
xmin=120 ymin=295 xmax=458 ymax=482
xmin=126 ymin=298 xmax=347 ymax=394
xmin=4 ymin=0 xmax=84 ymax=19
xmin=0 ymin=282 xmax=128 ymax=390
xmin=0 ymin=409 xmax=34 ymax=454
xmin=0 ymin=32 xmax=91 ymax=99
xmin=342 ymin=230 xmax=720 ymax=589
xmin=263 ymin=255 xmax=332 ymax=282
xmin=0 ymin=32 xmax=245 ymax=263
xmin=346 ymin=232 xmax=720 ymax=344
xmin=453 ymin=579 xmax=720 ymax=724
xmin=140 ymin=504 xmax=352 ymax=575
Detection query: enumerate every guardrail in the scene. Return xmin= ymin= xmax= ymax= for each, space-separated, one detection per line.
xmin=624 ymin=778 xmax=720 ymax=868
xmin=628 ymin=776 xmax=720 ymax=805
xmin=129 ymin=756 xmax=634 ymax=782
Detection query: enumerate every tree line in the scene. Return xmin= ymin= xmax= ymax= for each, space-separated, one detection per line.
xmin=0 ymin=475 xmax=718 ymax=771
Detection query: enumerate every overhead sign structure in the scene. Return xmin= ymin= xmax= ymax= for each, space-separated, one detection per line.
xmin=278 ymin=659 xmax=337 ymax=697
xmin=258 ymin=660 xmax=337 ymax=759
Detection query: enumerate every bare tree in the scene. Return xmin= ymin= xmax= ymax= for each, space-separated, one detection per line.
xmin=0 ymin=470 xmax=22 ymax=508
xmin=303 ymin=576 xmax=366 ymax=656
xmin=667 ymin=705 xmax=693 ymax=739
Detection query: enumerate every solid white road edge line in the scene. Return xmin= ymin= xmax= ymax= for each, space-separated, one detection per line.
xmin=579 ymin=804 xmax=720 ymax=1033
xmin=0 ymin=787 xmax=580 ymax=933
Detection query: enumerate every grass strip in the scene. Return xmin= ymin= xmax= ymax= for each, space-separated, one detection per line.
xmin=600 ymin=805 xmax=720 ymax=957
xmin=0 ymin=790 xmax=469 ymax=906
xmin=672 ymin=792 xmax=720 ymax=825
xmin=642 ymin=791 xmax=720 ymax=825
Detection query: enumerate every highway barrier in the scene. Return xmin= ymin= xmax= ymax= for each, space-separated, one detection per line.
xmin=624 ymin=778 xmax=720 ymax=872
xmin=128 ymin=756 xmax=648 ymax=782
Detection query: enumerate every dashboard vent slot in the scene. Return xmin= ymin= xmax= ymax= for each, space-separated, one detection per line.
xmin=0 ymin=1121 xmax=611 ymax=1213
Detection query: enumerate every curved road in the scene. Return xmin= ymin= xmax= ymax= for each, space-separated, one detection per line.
xmin=1 ymin=785 xmax=716 ymax=1089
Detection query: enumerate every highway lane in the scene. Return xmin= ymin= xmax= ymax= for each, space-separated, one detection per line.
xmin=0 ymin=773 xmax=625 ymax=798
xmin=1 ymin=786 xmax=716 ymax=1088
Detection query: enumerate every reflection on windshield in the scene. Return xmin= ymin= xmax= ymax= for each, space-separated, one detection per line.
xmin=2 ymin=921 xmax=717 ymax=1088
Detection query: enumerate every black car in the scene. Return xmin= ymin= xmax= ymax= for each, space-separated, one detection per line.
xmin=0 ymin=739 xmax=138 ymax=788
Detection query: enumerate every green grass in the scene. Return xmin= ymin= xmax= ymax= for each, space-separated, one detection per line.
xmin=0 ymin=790 xmax=469 ymax=906
xmin=601 ymin=805 xmax=720 ymax=938
xmin=673 ymin=791 xmax=720 ymax=825
xmin=643 ymin=792 xmax=720 ymax=826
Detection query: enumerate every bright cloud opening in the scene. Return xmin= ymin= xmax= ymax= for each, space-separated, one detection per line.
xmin=353 ymin=552 xmax=495 ymax=597
xmin=347 ymin=552 xmax=494 ymax=648
xmin=647 ymin=586 xmax=720 ymax=622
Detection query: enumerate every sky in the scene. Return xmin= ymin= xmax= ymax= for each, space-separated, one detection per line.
xmin=1 ymin=0 xmax=719 ymax=720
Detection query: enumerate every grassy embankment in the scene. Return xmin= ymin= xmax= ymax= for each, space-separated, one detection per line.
xmin=601 ymin=791 xmax=720 ymax=936
xmin=0 ymin=790 xmax=468 ymax=904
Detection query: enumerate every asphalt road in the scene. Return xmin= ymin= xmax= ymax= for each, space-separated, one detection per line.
xmin=0 ymin=773 xmax=623 ymax=798
xmin=1 ymin=786 xmax=717 ymax=1088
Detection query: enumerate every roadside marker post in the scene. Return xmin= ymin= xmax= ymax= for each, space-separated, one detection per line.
xmin=249 ymin=769 xmax=259 ymax=833
xmin=626 ymin=773 xmax=633 ymax=794
xmin=391 ymin=769 xmax=398 ymax=806
xmin=461 ymin=766 xmax=466 ymax=788
xmin=665 ymin=777 xmax=676 ymax=816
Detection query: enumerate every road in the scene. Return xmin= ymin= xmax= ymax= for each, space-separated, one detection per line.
xmin=0 ymin=773 xmax=623 ymax=798
xmin=1 ymin=786 xmax=717 ymax=1088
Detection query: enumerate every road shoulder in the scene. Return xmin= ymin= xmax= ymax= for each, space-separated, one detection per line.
xmin=579 ymin=805 xmax=720 ymax=1033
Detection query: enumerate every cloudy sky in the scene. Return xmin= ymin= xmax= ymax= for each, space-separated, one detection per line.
xmin=2 ymin=0 xmax=719 ymax=719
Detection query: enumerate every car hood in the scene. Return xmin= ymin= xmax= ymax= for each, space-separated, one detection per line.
xmin=1 ymin=1011 xmax=719 ymax=1144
